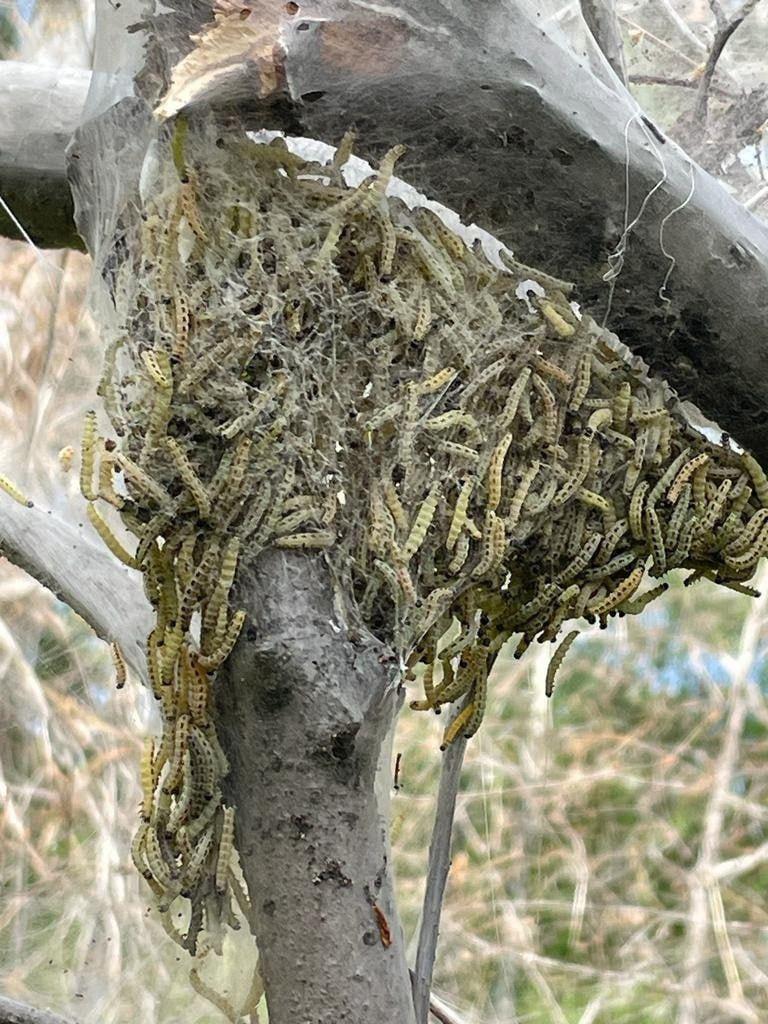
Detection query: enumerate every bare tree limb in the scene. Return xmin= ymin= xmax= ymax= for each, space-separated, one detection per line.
xmin=0 ymin=995 xmax=78 ymax=1024
xmin=0 ymin=498 xmax=151 ymax=679
xmin=694 ymin=0 xmax=762 ymax=121
xmin=713 ymin=840 xmax=768 ymax=883
xmin=425 ymin=989 xmax=468 ymax=1024
xmin=629 ymin=73 xmax=736 ymax=98
xmin=580 ymin=0 xmax=628 ymax=86
xmin=412 ymin=721 xmax=467 ymax=1024
xmin=744 ymin=183 xmax=768 ymax=210
xmin=0 ymin=63 xmax=89 ymax=249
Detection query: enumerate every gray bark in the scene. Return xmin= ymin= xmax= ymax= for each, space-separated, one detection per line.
xmin=2 ymin=2 xmax=768 ymax=462
xmin=412 ymin=725 xmax=466 ymax=1024
xmin=580 ymin=0 xmax=628 ymax=85
xmin=0 ymin=63 xmax=88 ymax=250
xmin=215 ymin=550 xmax=416 ymax=1024
xmin=0 ymin=499 xmax=150 ymax=680
xmin=0 ymin=995 xmax=77 ymax=1024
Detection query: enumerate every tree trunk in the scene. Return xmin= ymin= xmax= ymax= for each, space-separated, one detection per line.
xmin=216 ymin=550 xmax=416 ymax=1022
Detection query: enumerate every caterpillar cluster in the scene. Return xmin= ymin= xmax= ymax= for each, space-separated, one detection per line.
xmin=88 ymin=121 xmax=765 ymax=949
xmin=80 ymin=410 xmax=250 ymax=957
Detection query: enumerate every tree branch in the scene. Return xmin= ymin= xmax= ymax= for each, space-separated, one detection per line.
xmin=0 ymin=995 xmax=78 ymax=1024
xmin=412 ymin=721 xmax=467 ymax=1024
xmin=580 ymin=0 xmax=628 ymax=86
xmin=694 ymin=0 xmax=762 ymax=121
xmin=0 ymin=497 xmax=151 ymax=679
xmin=4 ymin=1 xmax=768 ymax=460
xmin=137 ymin=0 xmax=768 ymax=467
xmin=629 ymin=73 xmax=736 ymax=98
xmin=0 ymin=62 xmax=88 ymax=249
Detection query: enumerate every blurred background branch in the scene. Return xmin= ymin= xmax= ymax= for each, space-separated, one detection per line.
xmin=0 ymin=994 xmax=78 ymax=1024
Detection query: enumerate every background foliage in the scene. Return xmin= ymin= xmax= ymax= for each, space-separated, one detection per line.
xmin=1 ymin=0 xmax=767 ymax=1021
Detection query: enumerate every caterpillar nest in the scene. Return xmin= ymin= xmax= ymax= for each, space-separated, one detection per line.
xmin=86 ymin=123 xmax=767 ymax=953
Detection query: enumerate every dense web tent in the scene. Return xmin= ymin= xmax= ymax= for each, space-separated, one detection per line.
xmin=2 ymin=1 xmax=768 ymax=1023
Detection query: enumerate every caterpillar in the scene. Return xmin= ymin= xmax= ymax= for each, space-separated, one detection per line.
xmin=215 ymin=806 xmax=236 ymax=895
xmin=86 ymin=503 xmax=139 ymax=569
xmin=546 ymin=630 xmax=579 ymax=697
xmin=80 ymin=410 xmax=98 ymax=501
xmin=179 ymin=176 xmax=208 ymax=245
xmin=611 ymin=381 xmax=631 ymax=434
xmin=531 ymin=373 xmax=558 ymax=447
xmin=402 ymin=484 xmax=441 ymax=561
xmin=202 ymin=537 xmax=241 ymax=645
xmin=497 ymin=368 xmax=532 ymax=431
xmin=532 ymin=354 xmax=573 ymax=386
xmin=198 ymin=610 xmax=247 ymax=672
xmin=645 ymin=506 xmax=667 ymax=575
xmin=439 ymin=699 xmax=476 ymax=750
xmin=507 ymin=460 xmax=540 ymax=531
xmin=0 ymin=472 xmax=33 ymax=508
xmin=587 ymin=565 xmax=644 ymax=617
xmin=58 ymin=445 xmax=75 ymax=473
xmin=416 ymin=365 xmax=458 ymax=396
xmin=472 ymin=511 xmax=506 ymax=578
xmin=275 ymin=529 xmax=336 ymax=550
xmin=114 ymin=451 xmax=172 ymax=508
xmin=486 ymin=433 xmax=514 ymax=512
xmin=189 ymin=967 xmax=239 ymax=1023
xmin=165 ymin=438 xmax=211 ymax=517
xmin=425 ymin=410 xmax=479 ymax=435
xmin=540 ymin=300 xmax=575 ymax=339
xmin=628 ymin=481 xmax=649 ymax=541
xmin=413 ymin=293 xmax=432 ymax=341
xmin=373 ymin=143 xmax=407 ymax=195
xmin=140 ymin=737 xmax=156 ymax=822
xmin=141 ymin=349 xmax=172 ymax=390
xmin=618 ymin=582 xmax=669 ymax=615
xmin=110 ymin=641 xmax=128 ymax=689
xmin=553 ymin=434 xmax=591 ymax=507
xmin=568 ymin=350 xmax=592 ymax=412
xmin=667 ymin=452 xmax=709 ymax=504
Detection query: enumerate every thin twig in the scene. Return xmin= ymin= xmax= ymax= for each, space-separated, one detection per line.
xmin=580 ymin=0 xmax=628 ymax=85
xmin=0 ymin=995 xmax=78 ymax=1024
xmin=678 ymin=574 xmax=768 ymax=1023
xmin=629 ymin=73 xmax=736 ymax=98
xmin=411 ymin=715 xmax=467 ymax=1024
xmin=619 ymin=15 xmax=702 ymax=68
xmin=744 ymin=183 xmax=768 ymax=210
xmin=694 ymin=0 xmax=762 ymax=121
xmin=655 ymin=0 xmax=708 ymax=53
xmin=407 ymin=972 xmax=468 ymax=1024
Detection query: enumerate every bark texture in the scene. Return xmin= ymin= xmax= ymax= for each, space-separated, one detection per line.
xmin=0 ymin=996 xmax=77 ymax=1024
xmin=0 ymin=499 xmax=150 ymax=679
xmin=215 ymin=549 xmax=416 ymax=1024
